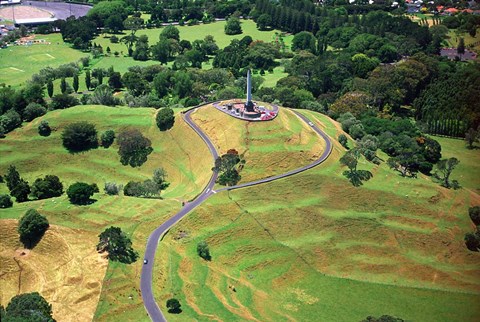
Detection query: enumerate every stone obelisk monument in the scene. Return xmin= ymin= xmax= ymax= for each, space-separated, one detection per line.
xmin=245 ymin=69 xmax=254 ymax=112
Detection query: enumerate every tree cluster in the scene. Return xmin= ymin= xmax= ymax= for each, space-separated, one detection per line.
xmin=124 ymin=168 xmax=169 ymax=198
xmin=4 ymin=165 xmax=30 ymax=203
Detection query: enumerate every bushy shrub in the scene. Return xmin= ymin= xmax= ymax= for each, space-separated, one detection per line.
xmin=104 ymin=182 xmax=122 ymax=195
xmin=156 ymin=107 xmax=175 ymax=131
xmin=23 ymin=103 xmax=47 ymax=122
xmin=101 ymin=130 xmax=115 ymax=148
xmin=31 ymin=175 xmax=63 ymax=200
xmin=38 ymin=120 xmax=51 ymax=136
xmin=197 ymin=241 xmax=211 ymax=260
xmin=0 ymin=194 xmax=13 ymax=208
xmin=61 ymin=121 xmax=98 ymax=152
xmin=0 ymin=109 xmax=22 ymax=133
xmin=66 ymin=182 xmax=99 ymax=205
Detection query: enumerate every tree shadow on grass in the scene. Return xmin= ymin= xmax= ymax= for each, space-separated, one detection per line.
xmin=20 ymin=230 xmax=47 ymax=249
xmin=167 ymin=308 xmax=182 ymax=314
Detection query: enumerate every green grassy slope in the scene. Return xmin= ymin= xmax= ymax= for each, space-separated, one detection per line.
xmin=153 ymin=110 xmax=480 ymax=322
xmin=0 ymin=105 xmax=212 ymax=320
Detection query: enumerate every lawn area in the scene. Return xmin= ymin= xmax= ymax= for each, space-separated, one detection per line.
xmin=0 ymin=19 xmax=291 ymax=88
xmin=0 ymin=33 xmax=87 ymax=87
xmin=0 ymin=105 xmax=213 ymax=321
xmin=152 ymin=109 xmax=480 ymax=321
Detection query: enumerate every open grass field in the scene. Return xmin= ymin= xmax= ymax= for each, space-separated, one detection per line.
xmin=153 ymin=110 xmax=480 ymax=321
xmin=190 ymin=104 xmax=325 ymax=184
xmin=0 ymin=33 xmax=87 ymax=87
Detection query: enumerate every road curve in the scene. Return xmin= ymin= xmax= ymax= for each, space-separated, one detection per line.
xmin=140 ymin=105 xmax=332 ymax=321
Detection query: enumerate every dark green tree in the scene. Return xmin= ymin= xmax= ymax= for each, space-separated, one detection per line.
xmin=38 ymin=120 xmax=51 ymax=136
xmin=101 ymin=130 xmax=115 ymax=148
xmin=225 ymin=17 xmax=242 ymax=35
xmin=108 ymin=72 xmax=123 ymax=90
xmin=10 ymin=179 xmax=30 ymax=202
xmin=338 ymin=134 xmax=348 ymax=149
xmin=73 ymin=74 xmax=79 ymax=93
xmin=66 ymin=182 xmax=99 ymax=205
xmin=5 ymin=165 xmax=21 ymax=191
xmin=256 ymin=14 xmax=272 ymax=31
xmin=457 ymin=37 xmax=465 ymax=56
xmin=18 ymin=209 xmax=49 ymax=248
xmin=85 ymin=70 xmax=91 ymax=90
xmin=291 ymin=31 xmax=316 ymax=53
xmin=160 ymin=25 xmax=180 ymax=41
xmin=469 ymin=206 xmax=480 ymax=226
xmin=117 ymin=128 xmax=153 ymax=167
xmin=31 ymin=175 xmax=63 ymax=200
xmin=197 ymin=241 xmax=211 ymax=261
xmin=47 ymin=79 xmax=54 ymax=98
xmin=166 ymin=298 xmax=182 ymax=314
xmin=0 ymin=194 xmax=13 ymax=208
xmin=361 ymin=315 xmax=405 ymax=322
xmin=49 ymin=93 xmax=80 ymax=110
xmin=3 ymin=292 xmax=55 ymax=322
xmin=61 ymin=121 xmax=98 ymax=152
xmin=464 ymin=229 xmax=480 ymax=252
xmin=213 ymin=149 xmax=243 ymax=186
xmin=60 ymin=78 xmax=67 ymax=94
xmin=156 ymin=108 xmax=175 ymax=131
xmin=97 ymin=226 xmax=138 ymax=263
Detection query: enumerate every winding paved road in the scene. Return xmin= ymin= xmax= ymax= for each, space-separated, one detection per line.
xmin=140 ymin=104 xmax=333 ymax=321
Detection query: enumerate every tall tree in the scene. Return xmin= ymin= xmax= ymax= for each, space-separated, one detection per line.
xmin=73 ymin=74 xmax=79 ymax=93
xmin=47 ymin=79 xmax=54 ymax=98
xmin=60 ymin=78 xmax=67 ymax=94
xmin=85 ymin=69 xmax=91 ymax=90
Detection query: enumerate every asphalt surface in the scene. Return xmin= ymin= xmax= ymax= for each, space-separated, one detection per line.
xmin=140 ymin=105 xmax=332 ymax=321
xmin=25 ymin=1 xmax=91 ymax=19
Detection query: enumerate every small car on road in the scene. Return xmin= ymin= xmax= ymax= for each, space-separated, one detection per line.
xmin=143 ymin=259 xmax=148 ymax=264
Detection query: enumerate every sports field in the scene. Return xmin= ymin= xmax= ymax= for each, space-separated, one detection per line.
xmin=0 ymin=33 xmax=87 ymax=87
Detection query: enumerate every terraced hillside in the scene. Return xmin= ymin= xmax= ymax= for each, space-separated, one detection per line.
xmin=153 ymin=110 xmax=480 ymax=322
xmin=0 ymin=104 xmax=327 ymax=321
